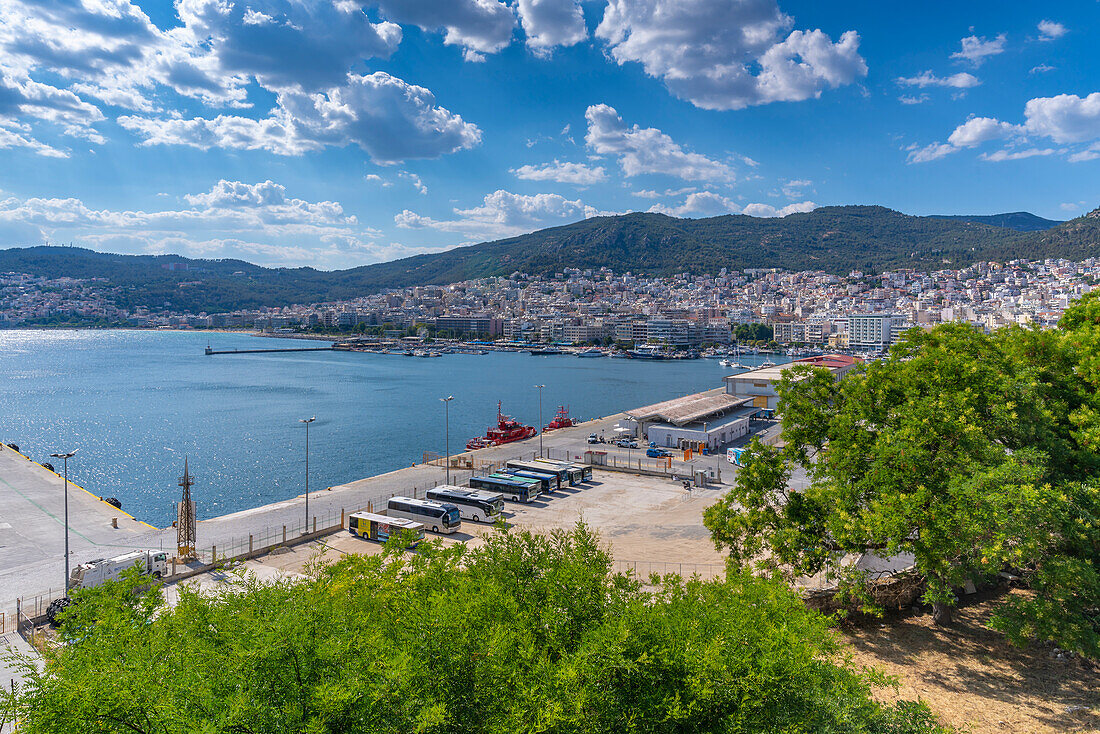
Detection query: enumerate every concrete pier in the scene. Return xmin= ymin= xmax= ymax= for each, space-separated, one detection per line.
xmin=0 ymin=444 xmax=154 ymax=608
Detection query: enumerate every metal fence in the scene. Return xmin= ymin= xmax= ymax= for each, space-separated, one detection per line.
xmin=613 ymin=560 xmax=726 ymax=580
xmin=543 ymin=447 xmax=720 ymax=483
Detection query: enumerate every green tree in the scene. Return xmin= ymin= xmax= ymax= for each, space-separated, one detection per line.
xmin=5 ymin=525 xmax=950 ymax=733
xmin=706 ymin=320 xmax=1100 ymax=655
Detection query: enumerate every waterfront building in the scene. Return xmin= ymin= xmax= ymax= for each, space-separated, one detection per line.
xmin=723 ymin=354 xmax=860 ymax=411
xmin=623 ymin=391 xmax=755 ymax=450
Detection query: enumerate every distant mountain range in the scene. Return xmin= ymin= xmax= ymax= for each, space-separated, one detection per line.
xmin=926 ymin=211 xmax=1063 ymax=232
xmin=1 ymin=205 xmax=1097 ymax=313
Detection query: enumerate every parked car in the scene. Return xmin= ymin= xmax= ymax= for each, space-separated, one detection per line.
xmin=616 ymin=439 xmax=639 ymax=449
xmin=646 ymin=448 xmax=672 ymax=458
xmin=587 ymin=433 xmax=600 ymax=444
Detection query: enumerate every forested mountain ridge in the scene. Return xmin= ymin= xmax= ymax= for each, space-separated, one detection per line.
xmin=1 ymin=205 xmax=1097 ymax=313
xmin=928 ymin=211 xmax=1062 ymax=231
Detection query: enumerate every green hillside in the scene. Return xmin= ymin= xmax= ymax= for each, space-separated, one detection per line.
xmin=1 ymin=205 xmax=1097 ymax=313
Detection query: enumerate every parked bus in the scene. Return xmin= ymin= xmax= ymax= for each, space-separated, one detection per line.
xmin=469 ymin=475 xmax=538 ymax=503
xmin=505 ymin=460 xmax=565 ymax=490
xmin=386 ymin=497 xmax=462 ymax=534
xmin=499 ymin=469 xmax=554 ymax=493
xmin=489 ymin=472 xmax=544 ymax=496
xmin=348 ymin=511 xmax=424 ymax=547
xmin=426 ymin=485 xmax=504 ymax=523
xmin=505 ymin=468 xmax=561 ymax=492
xmin=532 ymin=458 xmax=592 ymax=484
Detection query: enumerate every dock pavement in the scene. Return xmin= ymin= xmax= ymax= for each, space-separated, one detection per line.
xmin=2 ymin=414 xmax=668 ymax=608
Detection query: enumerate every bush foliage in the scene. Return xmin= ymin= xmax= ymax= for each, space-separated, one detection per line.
xmin=6 ymin=525 xmax=950 ymax=733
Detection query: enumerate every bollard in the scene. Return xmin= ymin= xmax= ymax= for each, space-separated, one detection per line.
xmin=313 ymin=516 xmax=316 ymax=533
xmin=282 ymin=525 xmax=286 ymax=543
xmin=249 ymin=535 xmax=254 ymax=554
xmin=211 ymin=545 xmax=216 ymax=563
xmin=341 ymin=508 xmax=345 ymax=526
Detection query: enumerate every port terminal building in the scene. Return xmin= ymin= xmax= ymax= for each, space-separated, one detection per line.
xmin=621 ymin=390 xmax=758 ymax=451
xmin=723 ymin=354 xmax=862 ymax=411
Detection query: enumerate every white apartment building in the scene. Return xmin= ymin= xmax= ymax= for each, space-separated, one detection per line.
xmin=848 ymin=313 xmax=903 ymax=351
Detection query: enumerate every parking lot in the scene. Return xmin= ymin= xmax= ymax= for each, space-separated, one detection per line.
xmin=167 ymin=468 xmax=733 ymax=591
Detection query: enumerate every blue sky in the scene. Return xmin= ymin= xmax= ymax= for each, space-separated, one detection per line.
xmin=0 ymin=0 xmax=1098 ymax=269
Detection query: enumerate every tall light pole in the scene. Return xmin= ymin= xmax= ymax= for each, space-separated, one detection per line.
xmin=299 ymin=417 xmax=315 ymax=533
xmin=50 ymin=450 xmax=77 ymax=592
xmin=440 ymin=395 xmax=454 ymax=484
xmin=534 ymin=384 xmax=545 ymax=457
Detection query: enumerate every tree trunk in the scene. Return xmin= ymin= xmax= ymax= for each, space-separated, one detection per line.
xmin=932 ymin=601 xmax=954 ymax=626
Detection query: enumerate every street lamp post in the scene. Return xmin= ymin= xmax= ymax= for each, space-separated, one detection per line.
xmin=50 ymin=450 xmax=77 ymax=592
xmin=440 ymin=395 xmax=454 ymax=484
xmin=534 ymin=384 xmax=545 ymax=457
xmin=299 ymin=417 xmax=315 ymax=533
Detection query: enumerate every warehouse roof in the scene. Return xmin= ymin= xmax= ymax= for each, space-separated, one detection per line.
xmin=723 ymin=354 xmax=861 ymax=383
xmin=626 ymin=389 xmax=752 ymax=427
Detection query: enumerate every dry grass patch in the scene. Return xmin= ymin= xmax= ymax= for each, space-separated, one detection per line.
xmin=843 ymin=591 xmax=1100 ymax=733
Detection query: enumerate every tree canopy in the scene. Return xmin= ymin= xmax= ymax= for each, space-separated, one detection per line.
xmin=705 ymin=300 xmax=1100 ymax=656
xmin=5 ymin=524 xmax=950 ymax=733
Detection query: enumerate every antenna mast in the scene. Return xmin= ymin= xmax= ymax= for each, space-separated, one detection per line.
xmin=176 ymin=458 xmax=196 ymax=560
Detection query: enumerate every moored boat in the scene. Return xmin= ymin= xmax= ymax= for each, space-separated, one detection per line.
xmin=543 ymin=405 xmax=577 ymax=431
xmin=465 ymin=401 xmax=538 ymax=450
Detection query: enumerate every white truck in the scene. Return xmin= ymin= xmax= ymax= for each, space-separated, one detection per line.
xmin=68 ymin=549 xmax=170 ymax=590
xmin=48 ymin=549 xmax=170 ymax=625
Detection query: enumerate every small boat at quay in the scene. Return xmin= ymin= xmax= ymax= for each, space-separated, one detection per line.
xmin=576 ymin=348 xmax=604 ymax=357
xmin=466 ymin=402 xmax=538 ymax=450
xmin=543 ymin=405 xmax=577 ymax=431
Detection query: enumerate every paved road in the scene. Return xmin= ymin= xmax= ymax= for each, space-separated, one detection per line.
xmin=1 ymin=410 xmax=793 ymax=611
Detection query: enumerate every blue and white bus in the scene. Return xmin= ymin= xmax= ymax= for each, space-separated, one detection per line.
xmin=386 ymin=497 xmax=461 ymax=534
xmin=469 ymin=475 xmax=538 ymax=503
xmin=498 ymin=469 xmax=554 ymax=494
xmin=425 ymin=485 xmax=504 ymax=523
xmin=532 ymin=458 xmax=592 ymax=484
xmin=505 ymin=460 xmax=565 ymax=490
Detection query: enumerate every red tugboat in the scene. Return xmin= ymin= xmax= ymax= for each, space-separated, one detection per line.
xmin=543 ymin=405 xmax=577 ymax=432
xmin=466 ymin=401 xmax=538 ymax=450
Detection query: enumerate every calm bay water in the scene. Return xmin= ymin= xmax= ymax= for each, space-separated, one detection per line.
xmin=0 ymin=330 xmax=785 ymax=525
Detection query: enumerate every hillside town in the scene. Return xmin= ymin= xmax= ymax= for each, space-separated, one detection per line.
xmin=0 ymin=258 xmax=1091 ymax=349
xmin=3 ymin=256 xmax=1097 ymax=351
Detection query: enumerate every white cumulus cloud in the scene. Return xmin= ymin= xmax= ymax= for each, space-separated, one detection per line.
xmin=1037 ymin=20 xmax=1067 ymax=42
xmin=951 ymin=34 xmax=1006 ymax=67
xmin=516 ymin=0 xmax=586 ymax=55
xmin=396 ymin=189 xmax=598 ymax=239
xmin=585 ymin=104 xmax=736 ymax=182
xmin=119 ymin=72 xmax=482 ymax=163
xmin=911 ymin=91 xmax=1100 ymax=164
xmin=650 ymin=192 xmax=815 ymax=218
xmin=0 ymin=179 xmax=388 ymax=267
xmin=947 ymin=117 xmax=1020 ymax=148
xmin=649 ymin=191 xmax=737 ymax=217
xmin=174 ymin=0 xmax=403 ymax=90
xmin=512 ymin=159 xmax=607 ymax=185
xmin=1023 ymin=92 xmax=1100 ymax=144
xmin=896 ymin=71 xmax=980 ymax=89
xmin=594 ymin=0 xmax=866 ymax=111
xmin=374 ymin=0 xmax=516 ymax=59
xmin=741 ymin=200 xmax=816 ymax=217
xmin=978 ymin=147 xmax=1056 ymax=162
